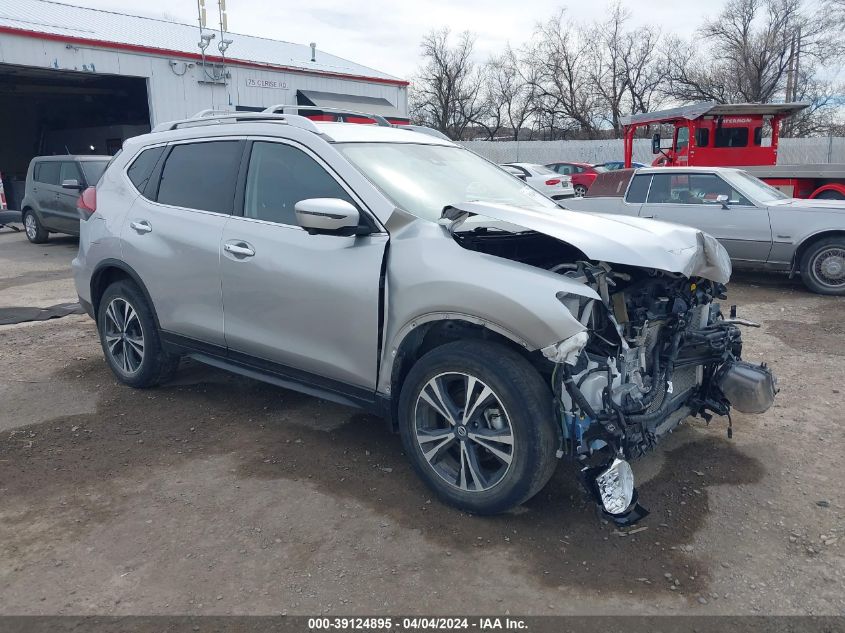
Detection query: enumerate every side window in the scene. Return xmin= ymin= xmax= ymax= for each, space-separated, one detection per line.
xmin=647 ymin=173 xmax=690 ymax=204
xmin=35 ymin=162 xmax=61 ymax=185
xmin=573 ymin=165 xmax=584 ymax=173
xmin=59 ymin=162 xmax=81 ymax=184
xmin=626 ymin=175 xmax=651 ymax=203
xmin=688 ymin=174 xmax=753 ymax=206
xmin=696 ymin=128 xmax=710 ymax=147
xmin=156 ymin=141 xmax=243 ymax=214
xmin=557 ymin=164 xmax=573 ymax=175
xmin=676 ymin=127 xmax=690 ymax=152
xmin=714 ymin=127 xmax=749 ymax=148
xmin=127 ymin=146 xmax=166 ymax=195
xmin=243 ymin=142 xmax=355 ymax=225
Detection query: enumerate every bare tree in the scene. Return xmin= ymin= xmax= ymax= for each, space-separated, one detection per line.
xmin=586 ymin=3 xmax=630 ymax=137
xmin=527 ymin=10 xmax=600 ymax=139
xmin=667 ymin=0 xmax=839 ymax=104
xmin=621 ymin=25 xmax=669 ymax=115
xmin=409 ymin=29 xmax=484 ymax=140
xmin=479 ymin=47 xmax=537 ymax=140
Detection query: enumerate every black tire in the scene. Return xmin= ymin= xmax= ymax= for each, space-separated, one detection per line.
xmin=815 ymin=190 xmax=845 ymax=200
xmin=97 ymin=281 xmax=180 ymax=388
xmin=22 ymin=209 xmax=48 ymax=244
xmin=799 ymin=236 xmax=845 ymax=296
xmin=574 ymin=184 xmax=588 ymax=198
xmin=398 ymin=340 xmax=559 ymax=515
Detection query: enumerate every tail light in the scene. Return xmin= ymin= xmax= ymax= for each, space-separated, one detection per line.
xmin=545 ymin=178 xmax=561 ymax=186
xmin=77 ymin=186 xmax=97 ymax=220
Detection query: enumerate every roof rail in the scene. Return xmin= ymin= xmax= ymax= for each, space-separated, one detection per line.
xmin=263 ymin=104 xmax=393 ymax=127
xmin=151 ymin=111 xmax=322 ymax=134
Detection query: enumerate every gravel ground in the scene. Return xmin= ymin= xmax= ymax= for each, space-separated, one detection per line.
xmin=0 ymin=228 xmax=843 ymax=616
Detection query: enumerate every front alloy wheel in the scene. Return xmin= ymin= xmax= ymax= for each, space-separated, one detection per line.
xmin=398 ymin=340 xmax=559 ymax=515
xmin=414 ymin=372 xmax=514 ymax=492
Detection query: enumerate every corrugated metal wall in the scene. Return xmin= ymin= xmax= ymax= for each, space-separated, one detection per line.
xmin=462 ymin=137 xmax=845 ymax=166
xmin=0 ymin=32 xmax=409 ymax=126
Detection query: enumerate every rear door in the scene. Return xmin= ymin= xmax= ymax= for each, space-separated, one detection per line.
xmin=220 ymin=139 xmax=387 ymax=391
xmin=32 ymin=161 xmax=62 ymax=229
xmin=641 ymin=172 xmax=772 ymax=263
xmin=120 ymin=139 xmax=245 ymax=347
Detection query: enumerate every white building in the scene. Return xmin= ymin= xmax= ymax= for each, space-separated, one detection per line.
xmin=0 ymin=0 xmax=409 ymax=202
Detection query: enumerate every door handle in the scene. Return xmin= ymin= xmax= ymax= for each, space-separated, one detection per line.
xmin=130 ymin=220 xmax=152 ymax=234
xmin=224 ymin=241 xmax=255 ymax=257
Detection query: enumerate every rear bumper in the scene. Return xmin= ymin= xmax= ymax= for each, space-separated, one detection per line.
xmin=78 ymin=296 xmax=95 ymax=320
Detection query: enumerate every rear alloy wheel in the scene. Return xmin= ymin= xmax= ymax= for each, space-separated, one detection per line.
xmin=800 ymin=237 xmax=845 ymax=295
xmin=97 ymin=281 xmax=180 ymax=387
xmin=398 ymin=340 xmax=559 ymax=515
xmin=23 ymin=210 xmax=48 ymax=243
xmin=573 ymin=185 xmax=588 ymax=198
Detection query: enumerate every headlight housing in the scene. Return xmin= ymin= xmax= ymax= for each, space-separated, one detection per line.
xmin=595 ymin=458 xmax=634 ymax=515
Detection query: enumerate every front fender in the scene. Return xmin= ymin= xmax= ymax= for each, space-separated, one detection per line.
xmin=377 ymin=220 xmax=599 ymax=394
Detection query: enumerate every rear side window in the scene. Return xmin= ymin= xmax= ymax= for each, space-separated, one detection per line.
xmin=34 ymin=162 xmax=61 ymax=185
xmin=626 ymin=174 xmax=651 ymax=203
xmin=156 ymin=141 xmax=243 ymax=214
xmin=80 ymin=160 xmax=109 ymax=185
xmin=714 ymin=127 xmax=749 ymax=148
xmin=243 ymin=142 xmax=354 ymax=225
xmin=60 ymin=162 xmax=81 ymax=184
xmin=127 ymin=146 xmax=166 ymax=195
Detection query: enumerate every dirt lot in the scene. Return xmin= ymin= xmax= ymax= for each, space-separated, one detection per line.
xmin=0 ymin=228 xmax=843 ymax=616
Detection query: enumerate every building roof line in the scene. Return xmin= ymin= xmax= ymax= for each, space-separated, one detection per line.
xmin=0 ymin=25 xmax=410 ymax=87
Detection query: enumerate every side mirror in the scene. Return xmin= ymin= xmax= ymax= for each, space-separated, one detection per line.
xmin=651 ymin=133 xmax=661 ymax=155
xmin=716 ymin=194 xmax=730 ymax=209
xmin=62 ymin=179 xmax=82 ymax=190
xmin=295 ymin=198 xmax=363 ymax=236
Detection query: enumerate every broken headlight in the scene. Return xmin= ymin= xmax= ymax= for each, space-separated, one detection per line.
xmin=595 ymin=458 xmax=634 ymax=515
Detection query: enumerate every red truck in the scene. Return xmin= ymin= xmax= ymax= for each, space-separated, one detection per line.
xmin=622 ymin=102 xmax=845 ymax=200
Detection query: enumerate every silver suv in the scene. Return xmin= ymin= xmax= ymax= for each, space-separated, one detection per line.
xmin=73 ymin=110 xmax=776 ymax=523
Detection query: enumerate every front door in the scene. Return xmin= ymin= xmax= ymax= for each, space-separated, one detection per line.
xmin=220 ymin=140 xmax=387 ymax=391
xmin=55 ymin=161 xmax=84 ymax=234
xmin=641 ymin=172 xmax=773 ymax=263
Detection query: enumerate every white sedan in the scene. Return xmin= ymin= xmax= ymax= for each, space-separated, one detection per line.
xmin=501 ymin=162 xmax=575 ymax=202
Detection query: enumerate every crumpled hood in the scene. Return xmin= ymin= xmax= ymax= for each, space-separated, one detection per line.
xmin=448 ymin=202 xmax=732 ymax=283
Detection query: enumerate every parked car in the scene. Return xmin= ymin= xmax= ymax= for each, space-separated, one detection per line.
xmin=21 ymin=155 xmax=111 ymax=243
xmin=73 ymin=111 xmax=775 ymax=523
xmin=597 ymin=160 xmax=647 ymax=171
xmin=545 ymin=162 xmax=605 ymax=197
xmin=564 ymin=166 xmax=845 ymax=295
xmin=500 ymin=162 xmax=575 ymax=201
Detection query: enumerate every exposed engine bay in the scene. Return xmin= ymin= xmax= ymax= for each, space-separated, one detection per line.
xmin=455 ymin=228 xmax=778 ymax=524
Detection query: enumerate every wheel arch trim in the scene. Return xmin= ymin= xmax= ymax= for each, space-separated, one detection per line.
xmin=378 ymin=312 xmax=533 ymax=396
xmin=792 ymin=230 xmax=845 ymax=270
xmin=89 ymin=259 xmax=161 ymax=328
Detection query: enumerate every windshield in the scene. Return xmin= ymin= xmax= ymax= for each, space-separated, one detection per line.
xmin=733 ymin=171 xmax=789 ymax=203
xmin=80 ymin=161 xmax=109 ymax=185
xmin=336 ymin=143 xmax=558 ymax=221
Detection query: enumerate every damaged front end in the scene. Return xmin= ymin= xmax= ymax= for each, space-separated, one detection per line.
xmin=542 ymin=262 xmax=777 ymax=525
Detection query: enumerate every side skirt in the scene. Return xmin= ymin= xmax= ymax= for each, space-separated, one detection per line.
xmin=160 ymin=332 xmax=390 ymax=418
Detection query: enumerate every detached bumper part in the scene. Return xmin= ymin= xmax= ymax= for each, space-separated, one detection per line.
xmin=583 ymin=458 xmax=650 ymax=526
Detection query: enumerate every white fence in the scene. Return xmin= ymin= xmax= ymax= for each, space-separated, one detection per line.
xmin=460 ymin=137 xmax=845 ymax=166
